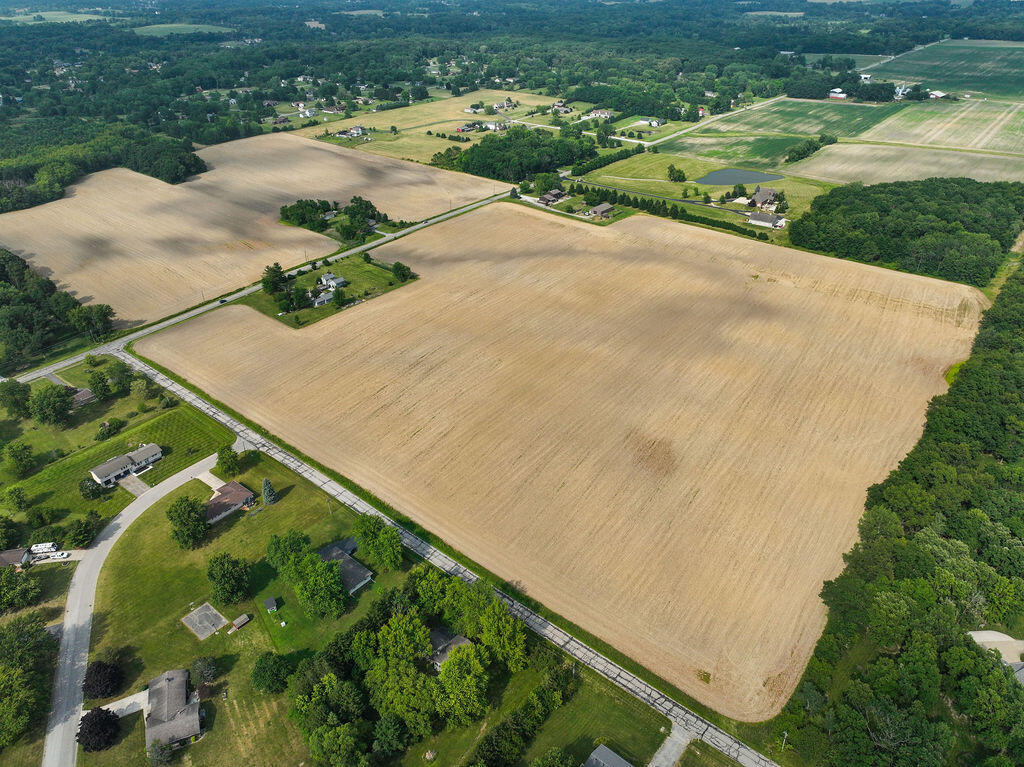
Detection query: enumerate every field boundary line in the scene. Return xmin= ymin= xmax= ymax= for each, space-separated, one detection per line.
xmin=114 ymin=346 xmax=782 ymax=767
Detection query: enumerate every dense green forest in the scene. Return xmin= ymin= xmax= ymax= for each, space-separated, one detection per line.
xmin=0 ymin=249 xmax=116 ymax=371
xmin=453 ymin=127 xmax=596 ymax=182
xmin=0 ymin=614 xmax=57 ymax=749
xmin=770 ymin=264 xmax=1024 ymax=766
xmin=789 ymin=179 xmax=1024 ymax=286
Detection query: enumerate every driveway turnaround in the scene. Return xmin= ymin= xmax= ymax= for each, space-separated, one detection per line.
xmin=41 ymin=454 xmax=218 ymax=767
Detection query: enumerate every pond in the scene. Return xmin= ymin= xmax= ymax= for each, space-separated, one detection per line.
xmin=693 ymin=168 xmax=784 ymax=186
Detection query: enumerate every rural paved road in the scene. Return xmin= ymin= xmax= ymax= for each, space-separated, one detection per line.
xmin=41 ymin=454 xmax=219 ymax=767
xmin=107 ymin=349 xmax=782 ymax=767
xmin=22 ymin=182 xmax=781 ymax=767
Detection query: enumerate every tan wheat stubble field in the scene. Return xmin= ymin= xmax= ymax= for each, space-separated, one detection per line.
xmin=136 ymin=204 xmax=985 ymax=720
xmin=0 ymin=133 xmax=504 ymax=324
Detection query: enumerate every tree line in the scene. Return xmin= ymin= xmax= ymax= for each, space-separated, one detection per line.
xmin=789 ymin=178 xmax=1024 ymax=286
xmin=772 ymin=261 xmax=1024 ymax=766
xmin=450 ymin=126 xmax=597 ymax=183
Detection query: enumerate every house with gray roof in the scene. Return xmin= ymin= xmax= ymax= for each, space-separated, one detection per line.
xmin=429 ymin=627 xmax=472 ymax=670
xmin=144 ymin=669 xmax=202 ymax=750
xmin=748 ymin=211 xmax=784 ymax=228
xmin=89 ymin=443 xmax=163 ymax=487
xmin=585 ymin=745 xmax=634 ymax=767
xmin=319 ymin=541 xmax=373 ymax=594
xmin=589 ymin=202 xmax=615 ymax=218
xmin=0 ymin=548 xmax=30 ymax=569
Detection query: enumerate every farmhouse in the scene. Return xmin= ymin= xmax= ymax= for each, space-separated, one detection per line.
xmin=89 ymin=443 xmax=162 ymax=487
xmin=748 ymin=211 xmax=785 ymax=228
xmin=205 ymin=481 xmax=255 ymax=524
xmin=0 ymin=548 xmax=30 ymax=569
xmin=590 ymin=109 xmax=614 ymax=119
xmin=463 ymin=106 xmax=483 ymax=114
xmin=828 ymin=88 xmax=847 ymax=100
xmin=144 ymin=670 xmax=202 ymax=750
xmin=538 ymin=189 xmax=567 ymax=206
xmin=69 ymin=386 xmax=96 ymax=408
xmin=311 ymin=289 xmax=335 ymax=307
xmin=751 ymin=187 xmax=777 ymax=208
xmin=429 ymin=627 xmax=472 ymax=670
xmin=318 ymin=542 xmax=373 ymax=594
xmin=860 ymin=73 xmax=873 ymax=82
xmin=585 ymin=745 xmax=635 ymax=767
xmin=590 ymin=202 xmax=616 ymax=218
xmin=319 ymin=272 xmax=349 ymax=289
xmin=493 ymin=97 xmax=514 ymax=110
xmin=639 ymin=117 xmax=664 ymax=127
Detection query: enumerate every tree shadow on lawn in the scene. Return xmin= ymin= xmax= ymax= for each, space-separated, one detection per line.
xmin=90 ymin=609 xmax=111 ymax=650
xmin=248 ymin=560 xmax=276 ymax=594
xmin=213 ymin=652 xmax=241 ymax=679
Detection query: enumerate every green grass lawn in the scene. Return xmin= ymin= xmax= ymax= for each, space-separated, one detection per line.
xmin=5 ymin=405 xmax=233 ymax=537
xmin=677 ymin=741 xmax=743 ymax=767
xmin=236 ymin=256 xmax=412 ymax=328
xmin=523 ymin=668 xmax=669 ymax=766
xmin=78 ymin=711 xmax=147 ymax=767
xmin=53 ymin=354 xmax=115 ymax=389
xmin=133 ymin=23 xmax=233 ymax=36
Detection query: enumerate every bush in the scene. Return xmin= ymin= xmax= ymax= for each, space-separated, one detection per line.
xmin=190 ymin=656 xmax=218 ymax=685
xmin=64 ymin=512 xmax=102 ymax=548
xmin=79 ymin=478 xmax=105 ymax=500
xmin=82 ymin=660 xmax=123 ymax=699
xmin=215 ymin=446 xmax=240 ymax=477
xmin=76 ymin=707 xmax=119 ymax=752
xmin=251 ymin=651 xmax=291 ymax=693
xmin=94 ymin=418 xmax=126 ymax=441
xmin=207 ymin=553 xmax=250 ymax=604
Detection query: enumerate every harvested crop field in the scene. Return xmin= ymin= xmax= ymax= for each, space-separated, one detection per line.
xmin=786 ymin=142 xmax=1024 ymax=184
xmin=137 ymin=203 xmax=984 ymax=720
xmin=0 ymin=134 xmax=503 ymax=324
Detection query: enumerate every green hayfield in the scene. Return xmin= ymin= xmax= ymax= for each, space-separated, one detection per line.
xmin=869 ymin=39 xmax=1024 ymax=100
xmin=804 ymin=53 xmax=892 ymax=69
xmin=6 ymin=405 xmax=233 ymax=531
xmin=860 ymin=98 xmax=1024 ymax=154
xmin=133 ymin=23 xmax=233 ymax=36
xmin=87 ymin=453 xmax=670 ymax=767
xmin=0 ymin=11 xmax=105 ymax=23
xmin=237 ymin=256 xmax=410 ymax=328
xmin=695 ymin=99 xmax=905 ymax=138
xmin=582 ymin=152 xmax=833 ymax=219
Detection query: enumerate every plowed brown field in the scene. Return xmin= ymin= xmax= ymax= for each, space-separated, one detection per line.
xmin=0 ymin=133 xmax=503 ymax=324
xmin=137 ymin=204 xmax=985 ymax=720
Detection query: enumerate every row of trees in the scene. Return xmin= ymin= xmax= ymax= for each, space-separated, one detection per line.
xmin=789 ymin=178 xmax=1024 ymax=286
xmin=0 ymin=614 xmax=58 ymax=750
xmin=0 ymin=249 xmax=116 ymax=372
xmin=453 ymin=127 xmax=597 ymax=183
xmin=774 ymin=264 xmax=1024 ymax=765
xmin=784 ymin=133 xmax=837 ymax=163
xmin=570 ymin=143 xmax=644 ymax=177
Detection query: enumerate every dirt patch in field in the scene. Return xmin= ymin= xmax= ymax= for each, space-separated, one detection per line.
xmin=0 ymin=134 xmax=503 ymax=324
xmin=137 ymin=204 xmax=984 ymax=720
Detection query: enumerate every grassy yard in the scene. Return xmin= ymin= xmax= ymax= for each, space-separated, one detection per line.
xmin=4 ymin=405 xmax=234 ymax=537
xmin=581 ymin=152 xmax=832 ymax=220
xmin=236 ymin=256 xmax=412 ymax=328
xmin=53 ymin=354 xmax=115 ymax=389
xmin=677 ymin=741 xmax=743 ymax=767
xmin=78 ymin=712 xmax=147 ymax=767
xmin=0 ymin=561 xmax=76 ymax=628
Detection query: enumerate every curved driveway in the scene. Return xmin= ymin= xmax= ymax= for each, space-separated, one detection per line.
xmin=41 ymin=454 xmax=218 ymax=767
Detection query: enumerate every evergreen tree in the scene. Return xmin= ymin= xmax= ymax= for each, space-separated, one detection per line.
xmin=262 ymin=478 xmax=279 ymax=506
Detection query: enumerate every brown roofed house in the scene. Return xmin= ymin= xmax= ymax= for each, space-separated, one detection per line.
xmin=205 ymin=481 xmax=255 ymax=525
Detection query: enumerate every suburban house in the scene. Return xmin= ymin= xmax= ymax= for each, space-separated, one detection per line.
xmin=0 ymin=548 xmax=30 ymax=569
xmin=751 ymin=187 xmax=777 ymax=208
xmin=69 ymin=386 xmax=96 ymax=409
xmin=144 ymin=670 xmax=202 ymax=750
xmin=336 ymin=125 xmax=366 ymax=138
xmin=205 ymin=481 xmax=256 ymax=525
xmin=319 ymin=272 xmax=349 ymax=290
xmin=89 ymin=443 xmax=162 ymax=487
xmin=429 ymin=627 xmax=472 ymax=670
xmin=639 ymin=117 xmax=664 ymax=127
xmin=585 ymin=745 xmax=635 ymax=767
xmin=590 ymin=108 xmax=613 ymax=119
xmin=493 ymin=97 xmax=514 ymax=110
xmin=828 ymin=88 xmax=847 ymax=100
xmin=748 ymin=211 xmax=785 ymax=228
xmin=318 ymin=541 xmax=373 ymax=594
xmin=590 ymin=202 xmax=616 ymax=219
xmin=538 ymin=189 xmax=566 ymax=206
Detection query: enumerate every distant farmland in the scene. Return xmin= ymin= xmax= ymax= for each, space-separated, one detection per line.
xmin=869 ymin=39 xmax=1024 ymax=100
xmin=0 ymin=134 xmax=504 ymax=324
xmin=138 ymin=203 xmax=983 ymax=721
xmin=695 ymin=98 xmax=905 ymax=137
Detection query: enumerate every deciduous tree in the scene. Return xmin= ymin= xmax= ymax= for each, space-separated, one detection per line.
xmin=165 ymin=495 xmax=208 ymax=549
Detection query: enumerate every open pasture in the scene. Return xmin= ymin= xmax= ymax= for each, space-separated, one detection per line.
xmin=787 ymin=141 xmax=1024 ymax=184
xmin=658 ymin=133 xmax=803 ymax=167
xmin=695 ymin=98 xmax=905 ymax=137
xmin=137 ymin=203 xmax=983 ymax=721
xmin=869 ymin=39 xmax=1024 ymax=100
xmin=0 ymin=133 xmax=503 ymax=323
xmin=0 ymin=10 xmax=106 ymax=23
xmin=861 ymin=98 xmax=1024 ymax=154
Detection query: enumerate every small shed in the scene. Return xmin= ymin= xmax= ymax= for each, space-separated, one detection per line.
xmin=263 ymin=597 xmax=277 ymax=613
xmin=231 ymin=614 xmax=250 ymax=631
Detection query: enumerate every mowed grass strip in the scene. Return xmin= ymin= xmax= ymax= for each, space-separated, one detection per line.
xmin=694 ymin=98 xmax=905 ymax=137
xmin=657 ymin=133 xmax=805 ymax=167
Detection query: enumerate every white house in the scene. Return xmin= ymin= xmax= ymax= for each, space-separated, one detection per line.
xmin=590 ymin=109 xmax=613 ymax=119
xmin=89 ymin=443 xmax=163 ymax=487
xmin=319 ymin=272 xmax=349 ymax=290
xmin=828 ymin=88 xmax=847 ymax=100
xmin=639 ymin=117 xmax=664 ymax=127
